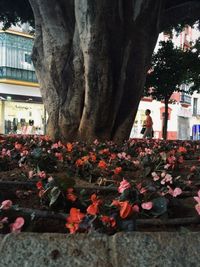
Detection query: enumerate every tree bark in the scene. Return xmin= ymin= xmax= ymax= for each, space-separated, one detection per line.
xmin=163 ymin=96 xmax=169 ymax=140
xmin=29 ymin=0 xmax=164 ymax=143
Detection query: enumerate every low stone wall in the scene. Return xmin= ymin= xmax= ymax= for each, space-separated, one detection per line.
xmin=0 ymin=232 xmax=199 ymax=267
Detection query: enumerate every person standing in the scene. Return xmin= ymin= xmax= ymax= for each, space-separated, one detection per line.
xmin=143 ymin=109 xmax=153 ymax=138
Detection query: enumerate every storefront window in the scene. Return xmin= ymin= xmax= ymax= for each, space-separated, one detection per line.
xmin=4 ymin=101 xmax=45 ymax=134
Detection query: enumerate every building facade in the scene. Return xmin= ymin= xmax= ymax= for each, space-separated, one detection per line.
xmin=0 ymin=29 xmax=45 ymax=134
xmin=131 ymin=26 xmax=200 ymax=140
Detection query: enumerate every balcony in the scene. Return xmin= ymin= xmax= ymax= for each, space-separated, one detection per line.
xmin=180 ymin=93 xmax=192 ymax=105
xmin=0 ymin=66 xmax=37 ymax=83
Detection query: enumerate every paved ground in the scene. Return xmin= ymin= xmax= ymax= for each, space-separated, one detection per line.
xmin=0 ymin=232 xmax=199 ymax=267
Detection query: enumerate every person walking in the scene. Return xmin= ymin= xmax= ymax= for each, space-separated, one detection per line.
xmin=143 ymin=109 xmax=153 ymax=138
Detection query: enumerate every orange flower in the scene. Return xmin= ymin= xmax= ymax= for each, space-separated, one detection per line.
xmin=65 ymin=208 xmax=85 ymax=234
xmin=112 ymin=200 xmax=133 ymax=219
xmin=119 ymin=201 xmax=133 ymax=219
xmin=66 ymin=143 xmax=73 ymax=152
xmin=110 ymin=153 xmax=117 ymax=160
xmin=15 ymin=143 xmax=22 ymax=150
xmin=87 ymin=194 xmax=102 ymax=215
xmin=75 ymin=159 xmax=84 ymax=167
xmin=114 ymin=167 xmax=122 ymax=175
xmin=177 ymin=146 xmax=187 ymax=153
xmin=99 ymin=149 xmax=110 ymax=155
xmin=66 ymin=188 xmax=77 ymax=202
xmin=101 ymin=216 xmax=116 ymax=228
xmin=98 ymin=160 xmax=107 ymax=169
xmin=87 ymin=203 xmax=99 ymax=215
xmin=89 ymin=153 xmax=97 ymax=162
xmin=81 ymin=156 xmax=89 ymax=163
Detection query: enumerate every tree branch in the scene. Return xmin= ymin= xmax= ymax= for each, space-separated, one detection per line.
xmin=160 ymin=1 xmax=200 ymax=32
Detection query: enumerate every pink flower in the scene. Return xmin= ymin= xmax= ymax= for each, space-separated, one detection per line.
xmin=145 ymin=148 xmax=152 ymax=154
xmin=194 ymin=190 xmax=200 ymax=204
xmin=38 ymin=171 xmax=46 ymax=179
xmin=93 ymin=139 xmax=99 ymax=145
xmin=193 ymin=191 xmax=200 ymax=216
xmin=151 ymin=172 xmax=160 ymax=181
xmin=168 ymin=186 xmax=182 ymax=197
xmin=0 ymin=200 xmax=12 ymax=210
xmin=172 ymin=188 xmax=182 ymax=197
xmin=132 ymin=204 xmax=140 ymax=213
xmin=118 ymin=179 xmax=131 ymax=193
xmin=10 ymin=217 xmax=25 ymax=233
xmin=133 ymin=160 xmax=140 ymax=166
xmin=195 ymin=204 xmax=200 ymax=215
xmin=48 ymin=176 xmax=54 ymax=183
xmin=0 ymin=217 xmax=8 ymax=223
xmin=141 ymin=202 xmax=153 ymax=210
xmin=28 ymin=170 xmax=34 ymax=179
xmin=51 ymin=143 xmax=59 ymax=149
xmin=117 ymin=152 xmax=127 ymax=159
xmin=164 ymin=164 xmax=171 ymax=170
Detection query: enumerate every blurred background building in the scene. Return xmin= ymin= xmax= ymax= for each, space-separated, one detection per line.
xmin=0 ymin=25 xmax=45 ymax=134
xmin=131 ymin=25 xmax=200 ymax=140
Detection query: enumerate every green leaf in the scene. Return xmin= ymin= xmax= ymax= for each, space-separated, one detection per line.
xmin=143 ymin=167 xmax=151 ymax=177
xmin=32 ymin=148 xmax=42 ymax=158
xmin=151 ymin=197 xmax=168 ymax=216
xmin=53 ymin=173 xmax=75 ymax=191
xmin=49 ymin=187 xmax=61 ymax=207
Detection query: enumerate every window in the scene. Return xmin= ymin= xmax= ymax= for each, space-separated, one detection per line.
xmin=24 ymin=53 xmax=32 ymax=64
xmin=193 ymin=98 xmax=198 ymax=116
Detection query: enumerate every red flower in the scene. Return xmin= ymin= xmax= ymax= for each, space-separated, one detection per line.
xmin=98 ymin=160 xmax=107 ymax=169
xmin=65 ymin=208 xmax=85 ymax=234
xmin=114 ymin=167 xmax=122 ymax=175
xmin=66 ymin=188 xmax=77 ymax=202
xmin=36 ymin=181 xmax=43 ymax=190
xmin=55 ymin=152 xmax=63 ymax=161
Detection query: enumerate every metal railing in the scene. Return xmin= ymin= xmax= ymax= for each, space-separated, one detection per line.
xmin=180 ymin=93 xmax=192 ymax=105
xmin=0 ymin=66 xmax=37 ymax=83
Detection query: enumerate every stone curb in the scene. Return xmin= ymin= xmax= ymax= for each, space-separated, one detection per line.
xmin=0 ymin=232 xmax=199 ymax=267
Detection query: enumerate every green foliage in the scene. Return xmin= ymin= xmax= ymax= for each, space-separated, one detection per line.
xmin=145 ymin=39 xmax=200 ymax=100
xmin=0 ymin=0 xmax=34 ymax=29
xmin=151 ymin=197 xmax=168 ymax=216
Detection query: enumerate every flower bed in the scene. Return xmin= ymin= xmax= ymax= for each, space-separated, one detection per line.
xmin=0 ymin=134 xmax=200 ymax=234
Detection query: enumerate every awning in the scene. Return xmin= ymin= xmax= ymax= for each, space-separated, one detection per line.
xmin=0 ymin=82 xmax=41 ymax=97
xmin=0 ymin=93 xmax=43 ymax=103
xmin=0 ymin=82 xmax=43 ymax=103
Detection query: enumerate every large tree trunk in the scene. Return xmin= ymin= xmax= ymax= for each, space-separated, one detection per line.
xmin=29 ymin=0 xmax=164 ymax=143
